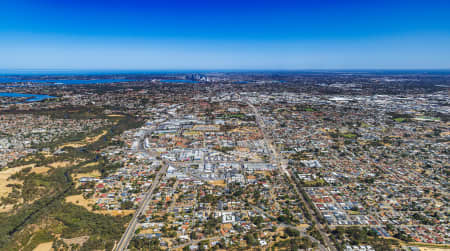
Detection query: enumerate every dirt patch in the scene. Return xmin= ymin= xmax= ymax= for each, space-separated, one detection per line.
xmin=97 ymin=209 xmax=135 ymax=216
xmin=31 ymin=167 xmax=51 ymax=175
xmin=82 ymin=162 xmax=99 ymax=168
xmin=61 ymin=236 xmax=89 ymax=248
xmin=296 ymin=224 xmax=310 ymax=229
xmin=72 ymin=170 xmax=101 ymax=188
xmin=65 ymin=194 xmax=134 ymax=216
xmin=40 ymin=151 xmax=54 ymax=158
xmin=48 ymin=161 xmax=73 ymax=169
xmin=139 ymin=228 xmax=155 ymax=234
xmin=419 ymin=247 xmax=450 ymax=251
xmin=72 ymin=170 xmax=101 ymax=180
xmin=33 ymin=241 xmax=53 ymax=251
xmin=208 ymin=180 xmax=226 ymax=187
xmin=0 ymin=203 xmax=18 ymax=213
xmin=59 ymin=130 xmax=107 ymax=149
xmin=0 ymin=164 xmax=34 ymax=197
xmin=65 ymin=194 xmax=94 ymax=211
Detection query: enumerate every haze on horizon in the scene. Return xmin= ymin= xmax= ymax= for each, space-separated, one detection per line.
xmin=1 ymin=0 xmax=450 ymax=71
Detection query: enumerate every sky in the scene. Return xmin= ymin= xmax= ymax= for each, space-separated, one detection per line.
xmin=1 ymin=0 xmax=450 ymax=71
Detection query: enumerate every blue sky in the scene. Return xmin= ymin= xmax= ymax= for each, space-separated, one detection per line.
xmin=1 ymin=0 xmax=450 ymax=70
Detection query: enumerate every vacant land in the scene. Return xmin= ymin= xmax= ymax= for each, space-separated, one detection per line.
xmin=32 ymin=241 xmax=53 ymax=251
xmin=31 ymin=167 xmax=51 ymax=175
xmin=65 ymin=194 xmax=134 ymax=216
xmin=72 ymin=169 xmax=101 ymax=180
xmin=419 ymin=247 xmax=449 ymax=251
xmin=97 ymin=209 xmax=135 ymax=216
xmin=0 ymin=164 xmax=35 ymax=197
xmin=48 ymin=161 xmax=73 ymax=169
xmin=65 ymin=194 xmax=95 ymax=211
xmin=107 ymin=114 xmax=125 ymax=118
xmin=59 ymin=130 xmax=107 ymax=149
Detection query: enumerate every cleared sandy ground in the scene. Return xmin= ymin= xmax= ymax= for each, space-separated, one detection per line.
xmin=65 ymin=194 xmax=95 ymax=211
xmin=31 ymin=166 xmax=51 ymax=175
xmin=82 ymin=162 xmax=99 ymax=168
xmin=33 ymin=241 xmax=53 ymax=251
xmin=59 ymin=130 xmax=107 ymax=149
xmin=65 ymin=194 xmax=134 ymax=216
xmin=72 ymin=170 xmax=101 ymax=180
xmin=72 ymin=169 xmax=101 ymax=188
xmin=419 ymin=247 xmax=450 ymax=251
xmin=107 ymin=114 xmax=125 ymax=118
xmin=208 ymin=180 xmax=226 ymax=187
xmin=97 ymin=209 xmax=135 ymax=216
xmin=0 ymin=204 xmax=16 ymax=212
xmin=0 ymin=164 xmax=35 ymax=197
xmin=61 ymin=236 xmax=89 ymax=248
xmin=48 ymin=161 xmax=73 ymax=168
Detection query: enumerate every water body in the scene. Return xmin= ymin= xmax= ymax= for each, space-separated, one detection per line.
xmin=0 ymin=78 xmax=135 ymax=85
xmin=160 ymin=79 xmax=199 ymax=83
xmin=0 ymin=78 xmax=17 ymax=83
xmin=0 ymin=92 xmax=56 ymax=102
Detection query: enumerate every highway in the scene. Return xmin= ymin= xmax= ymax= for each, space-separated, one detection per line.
xmin=291 ymin=173 xmax=336 ymax=251
xmin=114 ymin=124 xmax=167 ymax=251
xmin=114 ymin=126 xmax=163 ymax=251
xmin=116 ymin=119 xmax=182 ymax=250
xmin=114 ymin=163 xmax=168 ymax=251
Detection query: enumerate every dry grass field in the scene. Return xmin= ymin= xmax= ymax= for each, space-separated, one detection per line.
xmin=59 ymin=130 xmax=107 ymax=149
xmin=32 ymin=241 xmax=53 ymax=251
xmin=0 ymin=164 xmax=35 ymax=198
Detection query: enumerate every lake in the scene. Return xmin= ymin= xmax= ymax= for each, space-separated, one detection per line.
xmin=0 ymin=92 xmax=56 ymax=102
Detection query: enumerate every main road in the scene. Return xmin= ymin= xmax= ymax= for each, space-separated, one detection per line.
xmin=114 ymin=161 xmax=168 ymax=251
xmin=245 ymin=98 xmax=336 ymax=251
xmin=245 ymin=99 xmax=290 ymax=178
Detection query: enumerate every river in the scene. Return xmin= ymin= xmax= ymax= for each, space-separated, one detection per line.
xmin=0 ymin=92 xmax=56 ymax=102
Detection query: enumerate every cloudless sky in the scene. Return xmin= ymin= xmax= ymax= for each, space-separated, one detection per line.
xmin=1 ymin=0 xmax=450 ymax=70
